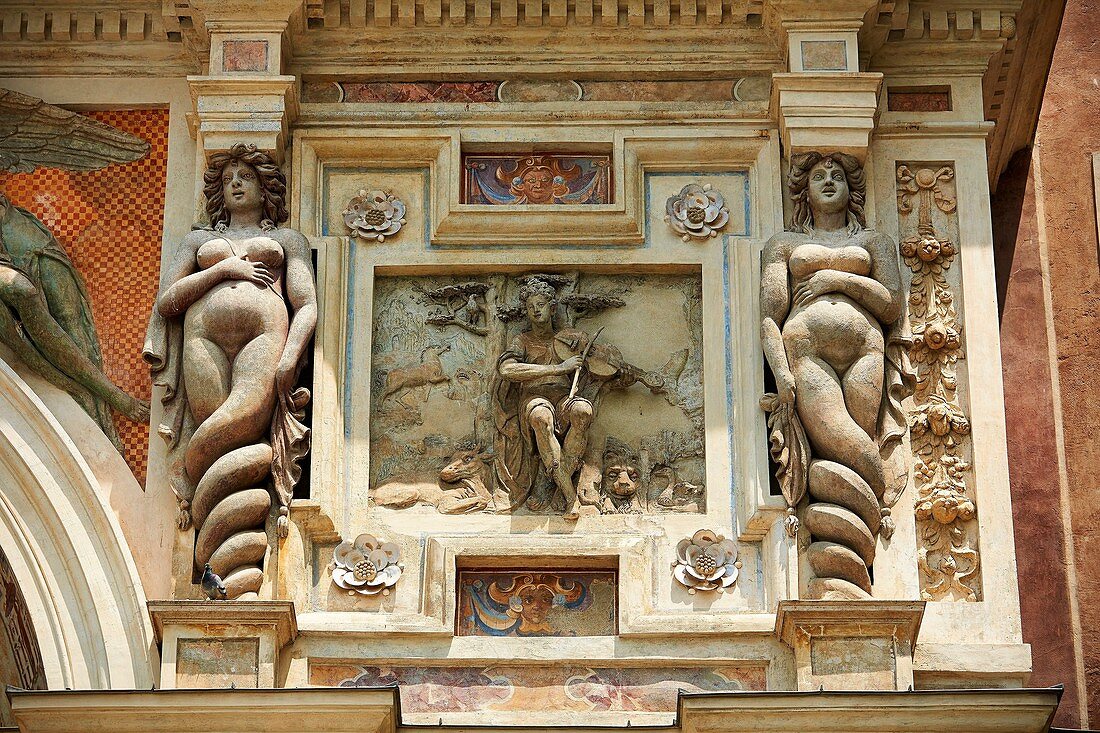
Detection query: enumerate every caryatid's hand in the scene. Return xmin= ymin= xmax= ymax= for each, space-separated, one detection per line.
xmin=217 ymin=254 xmax=275 ymax=288
xmin=792 ymin=271 xmax=846 ymax=309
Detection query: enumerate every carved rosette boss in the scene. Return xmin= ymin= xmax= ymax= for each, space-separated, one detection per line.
xmin=145 ymin=143 xmax=318 ymax=600
xmin=332 ymin=534 xmax=403 ymax=596
xmin=664 ymin=183 xmax=730 ymax=241
xmin=760 ymin=152 xmax=914 ymax=600
xmin=343 ymin=189 xmax=406 ymax=242
xmin=897 ymin=164 xmax=981 ymax=602
xmin=672 ymin=529 xmax=741 ymax=594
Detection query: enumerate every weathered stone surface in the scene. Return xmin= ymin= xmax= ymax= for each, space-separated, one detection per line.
xmin=146 ymin=143 xmax=317 ymax=600
xmin=760 ymin=151 xmax=910 ymax=599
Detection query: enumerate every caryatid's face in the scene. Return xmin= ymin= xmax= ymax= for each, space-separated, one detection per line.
xmin=807 ymin=158 xmax=850 ymax=218
xmin=222 ymin=160 xmax=263 ymax=216
xmin=524 ymin=293 xmax=554 ymax=326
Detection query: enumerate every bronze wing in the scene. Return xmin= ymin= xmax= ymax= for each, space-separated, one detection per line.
xmin=0 ymin=87 xmax=149 ymax=173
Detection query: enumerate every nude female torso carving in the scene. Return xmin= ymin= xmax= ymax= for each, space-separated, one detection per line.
xmin=760 ymin=152 xmax=913 ymax=600
xmin=144 ymin=143 xmax=317 ymax=600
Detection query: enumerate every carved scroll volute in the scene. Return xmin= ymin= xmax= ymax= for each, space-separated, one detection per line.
xmin=896 ymin=164 xmax=981 ymax=602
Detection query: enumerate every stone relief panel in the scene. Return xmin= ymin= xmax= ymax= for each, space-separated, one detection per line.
xmin=312 ymin=663 xmax=766 ymax=717
xmin=0 ymin=106 xmax=168 ymax=481
xmin=896 ymin=163 xmax=981 ymax=602
xmin=461 ymin=154 xmax=612 ymax=205
xmin=367 ymin=271 xmax=705 ymax=517
xmin=456 ymin=570 xmax=617 ymax=636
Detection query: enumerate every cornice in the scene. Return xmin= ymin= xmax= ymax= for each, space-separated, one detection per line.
xmin=7 ymin=686 xmax=1062 ymax=733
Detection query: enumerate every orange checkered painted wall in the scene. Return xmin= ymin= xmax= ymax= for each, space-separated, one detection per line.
xmin=0 ymin=108 xmax=169 ymax=484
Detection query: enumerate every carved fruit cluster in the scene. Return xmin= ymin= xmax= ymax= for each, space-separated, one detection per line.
xmin=897 ymin=164 xmax=980 ymax=603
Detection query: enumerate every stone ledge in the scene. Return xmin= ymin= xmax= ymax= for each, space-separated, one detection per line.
xmin=6 ymin=686 xmax=1062 ymax=733
xmin=147 ymin=599 xmax=298 ymax=648
xmin=775 ymin=599 xmax=926 ymax=648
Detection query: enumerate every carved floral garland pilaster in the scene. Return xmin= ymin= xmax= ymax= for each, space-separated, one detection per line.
xmin=896 ymin=165 xmax=981 ymax=602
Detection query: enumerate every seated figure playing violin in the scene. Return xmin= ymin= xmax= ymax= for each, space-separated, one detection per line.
xmin=495 ymin=278 xmax=662 ymax=520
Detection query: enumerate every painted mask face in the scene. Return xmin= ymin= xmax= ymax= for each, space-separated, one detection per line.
xmin=807 ymin=158 xmax=850 ymax=216
xmin=518 ymin=586 xmax=554 ymax=625
xmin=519 ymin=167 xmax=556 ymax=203
xmin=222 ymin=161 xmax=263 ymax=216
xmin=525 ymin=293 xmax=553 ymax=325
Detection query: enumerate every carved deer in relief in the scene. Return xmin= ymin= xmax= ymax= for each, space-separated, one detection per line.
xmin=379 ymin=342 xmax=451 ymax=404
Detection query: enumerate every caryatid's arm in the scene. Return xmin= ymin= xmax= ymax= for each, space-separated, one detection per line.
xmin=274 ymin=229 xmax=318 ymax=398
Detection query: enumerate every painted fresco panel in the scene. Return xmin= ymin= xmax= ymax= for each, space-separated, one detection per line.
xmin=456 ymin=569 xmax=617 ymax=636
xmin=0 ymin=108 xmax=169 ymax=482
xmin=462 ymin=154 xmax=611 ymax=205
xmin=311 ymin=663 xmax=766 ymax=714
xmin=0 ymin=547 xmax=45 ymax=726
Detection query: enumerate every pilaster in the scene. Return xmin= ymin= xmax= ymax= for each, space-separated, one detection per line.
xmin=775 ymin=600 xmax=926 ymax=691
xmin=148 ymin=600 xmax=298 ymax=689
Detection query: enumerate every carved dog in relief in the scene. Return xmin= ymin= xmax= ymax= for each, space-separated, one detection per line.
xmin=371 ymin=443 xmax=498 ymax=514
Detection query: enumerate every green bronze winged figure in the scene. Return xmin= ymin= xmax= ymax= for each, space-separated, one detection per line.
xmin=0 ymin=88 xmax=150 ymax=450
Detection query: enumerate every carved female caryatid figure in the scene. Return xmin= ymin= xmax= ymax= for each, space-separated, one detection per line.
xmin=761 ymin=152 xmax=912 ymax=600
xmin=144 ymin=143 xmax=317 ymax=599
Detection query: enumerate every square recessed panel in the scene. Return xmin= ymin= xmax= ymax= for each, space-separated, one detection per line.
xmin=462 ymin=153 xmax=611 ymax=205
xmin=887 ymin=86 xmax=953 ymax=112
xmin=222 ymin=40 xmax=269 ymax=72
xmin=800 ymin=40 xmax=848 ymax=71
xmin=176 ymin=638 xmax=259 ymax=688
xmin=456 ymin=569 xmax=617 ymax=636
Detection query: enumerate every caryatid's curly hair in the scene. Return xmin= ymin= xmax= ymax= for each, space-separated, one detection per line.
xmin=202 ymin=143 xmax=289 ymax=232
xmin=788 ymin=151 xmax=867 ymax=236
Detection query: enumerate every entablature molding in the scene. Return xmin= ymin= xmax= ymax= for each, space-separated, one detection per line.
xmin=291 ymin=125 xmax=772 ymax=245
xmin=7 ymin=686 xmax=1063 ymax=733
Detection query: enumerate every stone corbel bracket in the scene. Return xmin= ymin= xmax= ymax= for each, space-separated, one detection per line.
xmin=187 ymin=74 xmax=299 ymax=160
xmin=775 ymin=599 xmax=925 ymax=691
xmin=771 ymin=72 xmax=883 ymax=161
xmin=147 ymin=600 xmax=298 ymax=689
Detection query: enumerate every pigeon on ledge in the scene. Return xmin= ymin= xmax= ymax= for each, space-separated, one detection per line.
xmin=200 ymin=563 xmax=228 ymax=600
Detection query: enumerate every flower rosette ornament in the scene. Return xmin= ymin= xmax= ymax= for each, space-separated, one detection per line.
xmin=672 ymin=529 xmax=742 ymax=594
xmin=664 ymin=183 xmax=730 ymax=241
xmin=343 ymin=189 xmax=407 ymax=242
xmin=332 ymin=534 xmax=403 ymax=596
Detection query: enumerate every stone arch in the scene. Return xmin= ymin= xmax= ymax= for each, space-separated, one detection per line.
xmin=0 ymin=358 xmax=155 ymax=690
